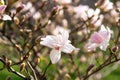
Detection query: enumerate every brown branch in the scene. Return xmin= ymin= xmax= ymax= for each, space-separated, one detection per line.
xmin=0 ymin=58 xmax=29 ymax=80
xmin=82 ymin=53 xmax=119 ymax=80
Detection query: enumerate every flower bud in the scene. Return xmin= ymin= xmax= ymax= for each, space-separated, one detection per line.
xmin=6 ymin=60 xmax=12 ymax=66
xmin=65 ymin=74 xmax=71 ymax=80
xmin=116 ymin=8 xmax=120 ymax=13
xmin=50 ymin=6 xmax=60 ymax=19
xmin=15 ymin=44 xmax=22 ymax=52
xmin=87 ymin=64 xmax=94 ymax=72
xmin=20 ymin=62 xmax=26 ymax=72
xmin=13 ymin=17 xmax=20 ymax=25
xmin=6 ymin=76 xmax=11 ymax=80
xmin=16 ymin=4 xmax=25 ymax=13
xmin=111 ymin=46 xmax=119 ymax=54
xmin=116 ymin=18 xmax=120 ymax=27
xmin=24 ymin=52 xmax=31 ymax=59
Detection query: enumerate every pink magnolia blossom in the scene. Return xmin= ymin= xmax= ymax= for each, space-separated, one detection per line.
xmin=40 ymin=27 xmax=75 ymax=64
xmin=0 ymin=5 xmax=6 ymax=14
xmin=87 ymin=25 xmax=112 ymax=51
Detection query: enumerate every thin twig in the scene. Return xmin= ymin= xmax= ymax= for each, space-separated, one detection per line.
xmin=42 ymin=61 xmax=51 ymax=78
xmin=82 ymin=53 xmax=120 ymax=80
xmin=0 ymin=58 xmax=28 ymax=80
xmin=27 ymin=61 xmax=38 ymax=80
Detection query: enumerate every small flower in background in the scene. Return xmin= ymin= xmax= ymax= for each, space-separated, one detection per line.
xmin=40 ymin=27 xmax=76 ymax=64
xmin=86 ymin=25 xmax=112 ymax=51
xmin=74 ymin=5 xmax=103 ymax=29
xmin=74 ymin=5 xmax=89 ymax=20
xmin=54 ymin=0 xmax=72 ymax=5
xmin=96 ymin=0 xmax=113 ymax=12
xmin=0 ymin=0 xmax=12 ymax=21
xmin=0 ymin=0 xmax=7 ymax=14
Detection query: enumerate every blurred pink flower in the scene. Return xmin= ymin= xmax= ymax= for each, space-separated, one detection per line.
xmin=74 ymin=5 xmax=89 ymax=20
xmin=0 ymin=5 xmax=6 ymax=14
xmin=96 ymin=0 xmax=113 ymax=12
xmin=40 ymin=27 xmax=75 ymax=64
xmin=54 ymin=0 xmax=72 ymax=5
xmin=0 ymin=5 xmax=12 ymax=21
xmin=87 ymin=25 xmax=112 ymax=51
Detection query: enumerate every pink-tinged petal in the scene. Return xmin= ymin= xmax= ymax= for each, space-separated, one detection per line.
xmin=99 ymin=25 xmax=107 ymax=32
xmin=90 ymin=32 xmax=103 ymax=44
xmin=61 ymin=43 xmax=75 ymax=53
xmin=99 ymin=26 xmax=111 ymax=41
xmin=53 ymin=27 xmax=69 ymax=44
xmin=40 ymin=35 xmax=58 ymax=48
xmin=50 ymin=49 xmax=61 ymax=64
xmin=87 ymin=43 xmax=98 ymax=51
xmin=0 ymin=5 xmax=6 ymax=14
xmin=87 ymin=25 xmax=112 ymax=51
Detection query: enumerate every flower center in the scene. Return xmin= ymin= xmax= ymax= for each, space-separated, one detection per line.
xmin=55 ymin=46 xmax=60 ymax=50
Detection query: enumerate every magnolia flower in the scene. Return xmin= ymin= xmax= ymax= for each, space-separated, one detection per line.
xmin=74 ymin=5 xmax=103 ymax=28
xmin=96 ymin=0 xmax=113 ymax=12
xmin=74 ymin=5 xmax=89 ymax=20
xmin=40 ymin=27 xmax=75 ymax=64
xmin=0 ymin=0 xmax=12 ymax=21
xmin=87 ymin=25 xmax=112 ymax=51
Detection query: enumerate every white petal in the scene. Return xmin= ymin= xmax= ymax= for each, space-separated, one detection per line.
xmin=61 ymin=43 xmax=75 ymax=53
xmin=2 ymin=14 xmax=12 ymax=21
xmin=50 ymin=49 xmax=61 ymax=64
xmin=100 ymin=40 xmax=109 ymax=51
xmin=100 ymin=25 xmax=107 ymax=32
xmin=94 ymin=8 xmax=100 ymax=15
xmin=61 ymin=29 xmax=69 ymax=42
xmin=88 ymin=43 xmax=98 ymax=51
xmin=40 ymin=35 xmax=58 ymax=48
xmin=87 ymin=9 xmax=94 ymax=18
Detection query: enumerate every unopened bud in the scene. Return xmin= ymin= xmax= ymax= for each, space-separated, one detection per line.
xmin=111 ymin=46 xmax=119 ymax=54
xmin=20 ymin=62 xmax=26 ymax=72
xmin=6 ymin=76 xmax=11 ymax=80
xmin=95 ymin=0 xmax=104 ymax=7
xmin=15 ymin=44 xmax=22 ymax=52
xmin=51 ymin=6 xmax=59 ymax=16
xmin=116 ymin=8 xmax=120 ymax=13
xmin=87 ymin=64 xmax=94 ymax=72
xmin=116 ymin=18 xmax=120 ymax=27
xmin=34 ymin=53 xmax=41 ymax=65
xmin=36 ymin=57 xmax=41 ymax=64
xmin=14 ymin=17 xmax=19 ymax=25
xmin=24 ymin=52 xmax=31 ymax=59
xmin=65 ymin=74 xmax=71 ymax=79
xmin=6 ymin=60 xmax=12 ymax=66
xmin=16 ymin=4 xmax=25 ymax=13
xmin=20 ymin=56 xmax=23 ymax=61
